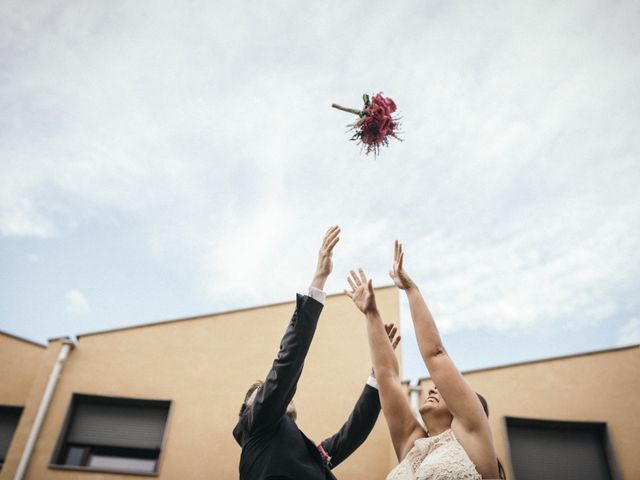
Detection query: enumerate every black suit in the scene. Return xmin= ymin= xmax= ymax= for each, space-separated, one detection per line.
xmin=232 ymin=294 xmax=381 ymax=480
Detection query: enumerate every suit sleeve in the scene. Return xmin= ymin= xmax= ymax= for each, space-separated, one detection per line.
xmin=246 ymin=294 xmax=323 ymax=432
xmin=320 ymin=383 xmax=381 ymax=469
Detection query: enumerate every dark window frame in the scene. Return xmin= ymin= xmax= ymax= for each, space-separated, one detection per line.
xmin=503 ymin=416 xmax=622 ymax=480
xmin=0 ymin=405 xmax=24 ymax=470
xmin=49 ymin=393 xmax=172 ymax=477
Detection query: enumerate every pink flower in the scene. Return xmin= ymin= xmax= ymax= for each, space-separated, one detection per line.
xmin=332 ymin=93 xmax=401 ymax=156
xmin=317 ymin=443 xmax=332 ymax=468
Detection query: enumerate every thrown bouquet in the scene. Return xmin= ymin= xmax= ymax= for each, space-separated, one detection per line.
xmin=332 ymin=93 xmax=401 ymax=156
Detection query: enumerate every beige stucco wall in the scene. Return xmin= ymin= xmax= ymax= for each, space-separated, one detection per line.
xmin=1 ymin=337 xmax=60 ymax=479
xmin=0 ymin=333 xmax=45 ymax=406
xmin=417 ymin=345 xmax=640 ymax=479
xmin=1 ymin=287 xmax=400 ymax=480
xmin=0 ymin=332 xmax=47 ymax=475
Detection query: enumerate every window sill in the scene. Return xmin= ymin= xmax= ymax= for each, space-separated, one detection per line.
xmin=49 ymin=464 xmax=159 ymax=477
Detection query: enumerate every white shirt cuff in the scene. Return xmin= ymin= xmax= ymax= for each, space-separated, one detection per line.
xmin=366 ymin=375 xmax=379 ymax=390
xmin=307 ymin=287 xmax=326 ymax=305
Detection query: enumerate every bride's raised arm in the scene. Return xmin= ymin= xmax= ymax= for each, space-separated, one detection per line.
xmin=389 ymin=241 xmax=499 ymax=478
xmin=345 ymin=269 xmax=426 ymax=460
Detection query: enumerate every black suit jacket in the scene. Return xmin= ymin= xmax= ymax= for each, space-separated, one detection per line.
xmin=232 ymin=294 xmax=381 ymax=479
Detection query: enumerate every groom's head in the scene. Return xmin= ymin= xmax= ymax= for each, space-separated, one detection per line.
xmin=239 ymin=380 xmax=298 ymax=422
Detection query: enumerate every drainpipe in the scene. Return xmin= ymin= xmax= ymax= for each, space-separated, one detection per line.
xmin=15 ymin=337 xmax=77 ymax=480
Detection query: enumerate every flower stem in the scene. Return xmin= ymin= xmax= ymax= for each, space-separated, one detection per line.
xmin=331 ymin=104 xmax=363 ymax=116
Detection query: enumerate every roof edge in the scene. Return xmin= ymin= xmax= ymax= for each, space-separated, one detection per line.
xmin=71 ymin=285 xmax=398 ymax=340
xmin=0 ymin=329 xmax=46 ymax=348
xmin=413 ymin=343 xmax=640 ymax=384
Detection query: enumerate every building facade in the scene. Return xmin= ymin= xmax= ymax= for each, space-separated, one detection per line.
xmin=0 ymin=332 xmax=46 ymax=472
xmin=413 ymin=344 xmax=639 ymax=479
xmin=1 ymin=287 xmax=400 ymax=479
xmin=1 ymin=287 xmax=638 ymax=479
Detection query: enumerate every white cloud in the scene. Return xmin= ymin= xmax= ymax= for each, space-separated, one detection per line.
xmin=0 ymin=197 xmax=58 ymax=238
xmin=1 ymin=0 xmax=639 ymax=335
xmin=403 ymin=199 xmax=639 ymax=334
xmin=617 ymin=318 xmax=640 ymax=347
xmin=65 ymin=290 xmax=90 ymax=316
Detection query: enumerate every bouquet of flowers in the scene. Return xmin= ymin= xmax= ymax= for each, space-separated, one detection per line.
xmin=332 ymin=93 xmax=401 ymax=156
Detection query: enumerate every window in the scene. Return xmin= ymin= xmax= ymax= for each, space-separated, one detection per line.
xmin=0 ymin=406 xmax=23 ymax=469
xmin=505 ymin=417 xmax=621 ymax=480
xmin=51 ymin=394 xmax=171 ymax=476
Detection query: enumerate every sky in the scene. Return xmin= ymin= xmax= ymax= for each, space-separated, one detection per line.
xmin=1 ymin=0 xmax=639 ymax=382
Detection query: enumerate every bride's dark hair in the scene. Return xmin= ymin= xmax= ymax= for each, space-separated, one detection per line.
xmin=476 ymin=393 xmax=507 ymax=479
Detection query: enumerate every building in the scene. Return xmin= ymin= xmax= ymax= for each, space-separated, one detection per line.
xmin=1 ymin=287 xmax=638 ymax=479
xmin=0 ymin=331 xmax=46 ymax=473
xmin=410 ymin=344 xmax=639 ymax=479
xmin=1 ymin=287 xmax=399 ymax=479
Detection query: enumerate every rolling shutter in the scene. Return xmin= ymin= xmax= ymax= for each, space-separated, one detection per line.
xmin=67 ymin=400 xmax=169 ymax=450
xmin=0 ymin=406 xmax=23 ymax=461
xmin=506 ymin=417 xmax=614 ymax=480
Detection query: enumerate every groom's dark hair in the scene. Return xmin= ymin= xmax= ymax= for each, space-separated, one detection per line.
xmin=239 ymin=380 xmax=264 ymax=417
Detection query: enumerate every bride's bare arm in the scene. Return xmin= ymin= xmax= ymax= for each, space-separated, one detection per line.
xmin=345 ymin=269 xmax=425 ymax=460
xmin=390 ymin=242 xmax=499 ymax=477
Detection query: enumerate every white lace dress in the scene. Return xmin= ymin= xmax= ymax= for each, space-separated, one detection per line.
xmin=386 ymin=429 xmax=481 ymax=480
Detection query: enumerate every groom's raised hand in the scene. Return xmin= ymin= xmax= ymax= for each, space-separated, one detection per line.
xmin=310 ymin=225 xmax=341 ymax=291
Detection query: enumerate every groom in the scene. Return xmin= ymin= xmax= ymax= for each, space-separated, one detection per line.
xmin=232 ymin=226 xmax=397 ymax=479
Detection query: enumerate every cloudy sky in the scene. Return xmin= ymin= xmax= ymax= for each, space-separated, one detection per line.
xmin=1 ymin=0 xmax=639 ymax=381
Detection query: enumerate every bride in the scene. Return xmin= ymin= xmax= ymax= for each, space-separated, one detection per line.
xmin=345 ymin=241 xmax=504 ymax=479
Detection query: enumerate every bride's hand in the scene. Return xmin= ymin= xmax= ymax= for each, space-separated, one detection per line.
xmin=389 ymin=240 xmax=416 ymax=290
